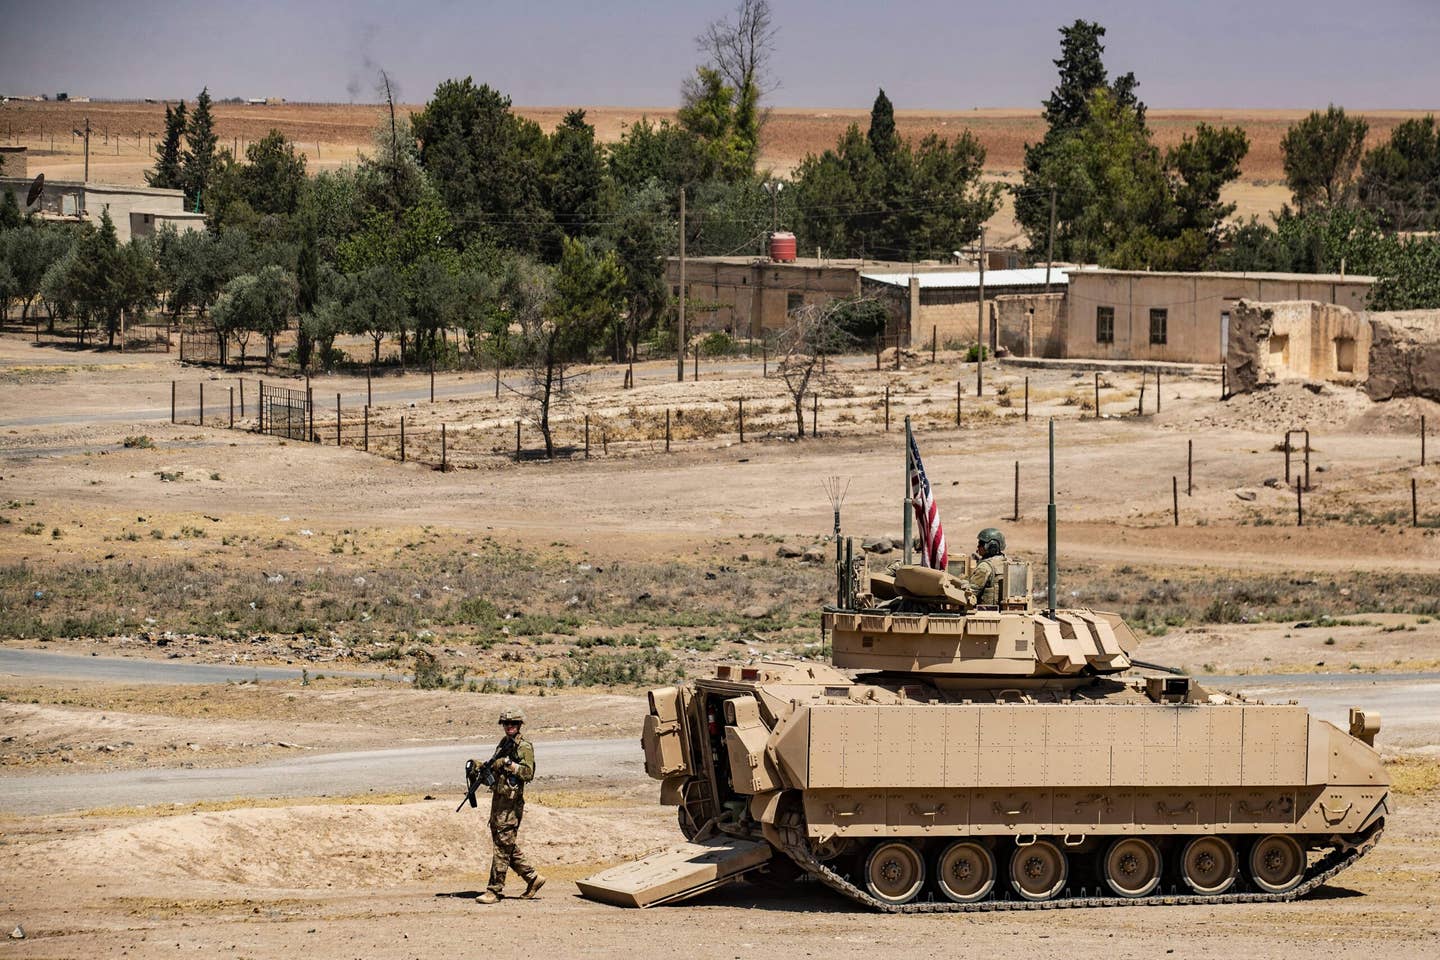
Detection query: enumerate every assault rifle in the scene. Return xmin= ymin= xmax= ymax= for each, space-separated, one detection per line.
xmin=455 ymin=738 xmax=519 ymax=812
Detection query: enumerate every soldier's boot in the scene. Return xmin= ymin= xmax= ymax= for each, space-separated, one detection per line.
xmin=522 ymin=875 xmax=547 ymax=899
xmin=474 ymin=891 xmax=500 ymax=904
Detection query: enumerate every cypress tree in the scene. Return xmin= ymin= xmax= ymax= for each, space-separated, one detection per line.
xmin=868 ymin=89 xmax=898 ymax=164
xmin=147 ymin=101 xmax=186 ymax=190
xmin=182 ymin=88 xmax=218 ymax=212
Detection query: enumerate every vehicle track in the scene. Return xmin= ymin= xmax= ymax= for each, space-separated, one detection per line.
xmin=774 ymin=812 xmax=1383 ymax=913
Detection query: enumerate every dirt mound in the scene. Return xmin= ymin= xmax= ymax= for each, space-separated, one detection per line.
xmin=12 ymin=799 xmax=671 ymax=890
xmin=1179 ymin=381 xmax=1372 ymax=433
xmin=1345 ymin=395 xmax=1440 ymax=434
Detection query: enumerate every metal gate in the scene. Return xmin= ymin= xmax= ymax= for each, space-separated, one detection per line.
xmin=260 ymin=383 xmax=311 ymax=440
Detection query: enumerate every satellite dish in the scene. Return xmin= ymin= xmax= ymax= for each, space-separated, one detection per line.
xmin=26 ymin=173 xmax=45 ymax=208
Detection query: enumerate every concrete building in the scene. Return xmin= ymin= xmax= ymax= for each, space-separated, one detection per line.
xmin=1063 ymin=268 xmax=1376 ymax=365
xmin=861 ymin=268 xmax=1071 ymax=351
xmin=0 ymin=147 xmax=205 ymax=243
xmin=667 ymin=256 xmax=882 ymax=339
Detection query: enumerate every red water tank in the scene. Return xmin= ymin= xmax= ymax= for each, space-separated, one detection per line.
xmin=768 ymin=231 xmax=797 ymax=262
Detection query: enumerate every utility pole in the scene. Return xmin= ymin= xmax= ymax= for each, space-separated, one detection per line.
xmin=677 ymin=187 xmax=687 ymax=382
xmin=82 ymin=117 xmax=90 ymax=186
xmin=976 ymin=227 xmax=986 ymax=395
xmin=1043 ymin=187 xmax=1057 ymax=293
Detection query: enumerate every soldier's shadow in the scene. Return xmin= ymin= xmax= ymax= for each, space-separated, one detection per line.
xmin=434 ymin=890 xmax=486 ymax=899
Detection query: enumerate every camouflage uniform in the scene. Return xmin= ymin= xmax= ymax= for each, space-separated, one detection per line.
xmin=966 ymin=554 xmax=1007 ymax=606
xmin=483 ymin=733 xmax=537 ymax=896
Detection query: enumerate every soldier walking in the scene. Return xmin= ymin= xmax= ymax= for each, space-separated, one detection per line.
xmin=473 ymin=708 xmax=546 ymax=904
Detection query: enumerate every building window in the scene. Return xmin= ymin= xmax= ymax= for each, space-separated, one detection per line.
xmin=1096 ymin=306 xmax=1114 ymax=344
xmin=1334 ymin=337 xmax=1356 ymax=373
xmin=1149 ymin=308 xmax=1167 ymax=345
xmin=787 ymin=292 xmax=804 ymax=313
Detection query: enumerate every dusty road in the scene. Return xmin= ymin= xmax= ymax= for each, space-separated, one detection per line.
xmin=0 ymin=737 xmax=639 ymax=815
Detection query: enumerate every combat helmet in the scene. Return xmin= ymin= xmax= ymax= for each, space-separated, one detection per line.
xmin=498 ymin=708 xmax=526 ymax=725
xmin=976 ymin=527 xmax=1006 ymax=557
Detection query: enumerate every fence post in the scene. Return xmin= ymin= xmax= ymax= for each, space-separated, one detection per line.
xmin=1423 ymin=415 xmax=1427 ymax=467
xmin=441 ymin=423 xmax=447 ymax=470
xmin=1137 ymin=378 xmax=1145 ymax=416
xmin=694 ymin=344 xmax=699 ymax=382
xmin=1296 ymin=477 xmax=1303 ymax=526
xmin=363 ymin=405 xmax=369 ymax=452
xmin=1024 ymin=377 xmax=1030 ymax=422
xmin=430 ymin=364 xmax=435 ymax=403
xmin=1173 ymin=477 xmax=1179 ymax=526
xmin=515 ymin=420 xmax=520 ymax=461
xmin=931 ymin=325 xmax=937 ymax=364
xmin=1414 ymin=477 xmax=1419 ymax=527
xmin=762 ymin=341 xmax=768 ymax=377
xmin=1093 ymin=372 xmax=1100 ymax=417
xmin=258 ymin=380 xmax=265 ymax=434
xmin=1284 ymin=433 xmax=1292 ymax=485
xmin=307 ymin=386 xmax=315 ymax=442
xmin=956 ymin=382 xmax=962 ymax=427
xmin=171 ymin=381 xmax=176 ymax=424
xmin=239 ymin=377 xmax=245 ymax=417
xmin=229 ymin=387 xmax=234 ymax=429
xmin=584 ymin=415 xmax=590 ymax=459
xmin=199 ymin=382 xmax=204 ymax=426
xmin=603 ymin=429 xmax=608 ymax=455
xmin=1304 ymin=429 xmax=1311 ymax=491
xmin=495 ymin=358 xmax=501 ymax=399
xmin=885 ymin=384 xmax=891 ymax=432
xmin=367 ymin=367 xmax=373 ymax=408
xmin=336 ymin=393 xmax=341 ymax=446
xmin=1156 ymin=369 xmax=1162 ymax=413
xmin=875 ymin=337 xmax=881 ymax=372
xmin=1221 ymin=364 xmax=1228 ymax=399
xmin=739 ymin=398 xmax=745 ymax=443
xmin=976 ymin=357 xmax=982 ymax=397
xmin=812 ymin=393 xmax=818 ymax=437
xmin=1013 ymin=461 xmax=1020 ymax=521
xmin=895 ymin=335 xmax=901 ymax=370
xmin=400 ymin=416 xmax=406 ymax=462
xmin=665 ymin=409 xmax=671 ymax=453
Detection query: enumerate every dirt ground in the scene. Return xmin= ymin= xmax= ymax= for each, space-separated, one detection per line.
xmin=4 ymin=336 xmax=1440 ymax=956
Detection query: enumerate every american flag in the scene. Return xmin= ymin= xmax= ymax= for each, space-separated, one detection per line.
xmin=907 ymin=429 xmax=947 ymax=569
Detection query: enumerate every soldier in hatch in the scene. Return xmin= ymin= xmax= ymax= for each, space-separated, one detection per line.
xmin=966 ymin=527 xmax=1008 ymax=606
xmin=472 ymin=708 xmax=545 ymax=904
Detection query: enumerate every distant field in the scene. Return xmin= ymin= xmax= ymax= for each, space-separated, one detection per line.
xmin=4 ymin=100 xmax=1434 ymax=239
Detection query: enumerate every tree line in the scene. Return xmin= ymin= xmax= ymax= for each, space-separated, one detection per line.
xmin=4 ymin=6 xmax=1437 ymax=375
xmin=1014 ymin=20 xmax=1440 ymax=309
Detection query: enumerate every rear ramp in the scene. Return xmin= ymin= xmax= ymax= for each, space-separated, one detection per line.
xmin=576 ymin=837 xmax=771 ymax=907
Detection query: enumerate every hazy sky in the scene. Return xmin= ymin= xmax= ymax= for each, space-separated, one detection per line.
xmin=1 ymin=0 xmax=1437 ymax=110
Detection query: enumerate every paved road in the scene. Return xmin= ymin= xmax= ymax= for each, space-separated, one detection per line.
xmin=0 ymin=648 xmax=404 ymax=685
xmin=0 ymin=738 xmax=640 ymax=815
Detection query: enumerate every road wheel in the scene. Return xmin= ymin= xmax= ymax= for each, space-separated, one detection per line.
xmin=1102 ymin=837 xmax=1162 ymax=898
xmin=864 ymin=841 xmax=926 ymax=905
xmin=1179 ymin=836 xmax=1237 ymax=895
xmin=935 ymin=841 xmax=996 ymax=903
xmin=1009 ymin=839 xmax=1068 ymax=902
xmin=1247 ymin=834 xmax=1306 ymax=894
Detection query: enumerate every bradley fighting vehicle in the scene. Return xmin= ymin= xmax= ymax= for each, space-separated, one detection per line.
xmin=578 ymin=423 xmax=1389 ymax=912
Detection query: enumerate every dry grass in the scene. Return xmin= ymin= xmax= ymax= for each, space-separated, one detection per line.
xmin=1387 ymin=756 xmax=1440 ymax=797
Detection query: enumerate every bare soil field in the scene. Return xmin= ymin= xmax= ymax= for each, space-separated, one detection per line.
xmin=3 ymin=336 xmax=1440 ymax=955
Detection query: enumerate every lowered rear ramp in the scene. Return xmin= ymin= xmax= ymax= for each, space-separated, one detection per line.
xmin=576 ymin=837 xmax=772 ymax=908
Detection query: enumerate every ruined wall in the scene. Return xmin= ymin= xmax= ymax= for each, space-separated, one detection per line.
xmin=1227 ymin=300 xmax=1371 ymax=391
xmin=1365 ymin=311 xmax=1440 ymax=401
xmin=994 ymin=293 xmax=1066 ymax=358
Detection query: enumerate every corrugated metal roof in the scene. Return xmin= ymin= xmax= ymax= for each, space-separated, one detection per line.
xmin=860 ymin=268 xmax=1070 ymax=289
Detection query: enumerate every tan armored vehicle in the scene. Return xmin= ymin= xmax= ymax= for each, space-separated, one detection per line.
xmin=580 ymin=426 xmax=1388 ymax=912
